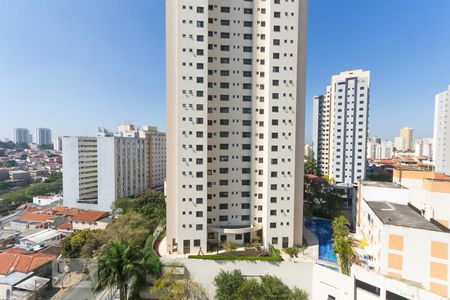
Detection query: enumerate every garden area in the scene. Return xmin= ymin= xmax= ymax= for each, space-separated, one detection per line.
xmin=189 ymin=242 xmax=283 ymax=262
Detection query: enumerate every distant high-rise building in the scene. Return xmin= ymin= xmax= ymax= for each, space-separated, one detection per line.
xmin=367 ymin=139 xmax=393 ymax=160
xmin=415 ymin=138 xmax=433 ymax=160
xmin=313 ymin=86 xmax=332 ymax=176
xmin=166 ymin=0 xmax=308 ymax=254
xmin=63 ymin=134 xmax=148 ymax=211
xmin=35 ymin=128 xmax=52 ymax=145
xmin=394 ymin=136 xmax=407 ymax=152
xmin=117 ymin=124 xmax=167 ymax=189
xmin=400 ymin=127 xmax=414 ymax=151
xmin=380 ymin=140 xmax=394 ymax=159
xmin=13 ymin=128 xmax=31 ymax=145
xmin=53 ymin=137 xmax=63 ymax=151
xmin=313 ymin=70 xmax=370 ymax=184
xmin=304 ymin=144 xmax=313 ymax=158
xmin=434 ymin=85 xmax=450 ymax=175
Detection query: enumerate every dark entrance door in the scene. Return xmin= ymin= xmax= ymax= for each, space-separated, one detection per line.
xmin=244 ymin=232 xmax=251 ymax=243
xmin=220 ymin=235 xmax=227 ymax=243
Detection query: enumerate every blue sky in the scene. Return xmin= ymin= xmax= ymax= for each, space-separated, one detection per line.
xmin=0 ymin=0 xmax=449 ymax=143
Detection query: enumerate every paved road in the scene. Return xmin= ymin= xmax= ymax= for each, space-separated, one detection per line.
xmin=58 ymin=280 xmax=94 ymax=300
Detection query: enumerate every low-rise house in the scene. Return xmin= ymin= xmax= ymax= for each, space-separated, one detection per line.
xmin=72 ymin=210 xmax=111 ymax=231
xmin=0 ymin=248 xmax=55 ymax=284
xmin=8 ymin=214 xmax=58 ymax=231
xmin=19 ymin=229 xmax=66 ymax=250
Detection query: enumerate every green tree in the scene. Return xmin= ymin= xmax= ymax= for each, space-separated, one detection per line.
xmin=95 ymin=239 xmax=145 ymax=300
xmin=304 ymin=157 xmax=318 ymax=175
xmin=113 ymin=190 xmax=166 ymax=230
xmin=235 ymin=279 xmax=262 ymax=300
xmin=290 ymin=288 xmax=309 ymax=300
xmin=61 ymin=230 xmax=100 ymax=258
xmin=214 ymin=270 xmax=244 ymax=300
xmin=332 ymin=215 xmax=355 ymax=275
xmin=143 ymin=234 xmax=162 ymax=277
xmin=151 ymin=271 xmax=208 ymax=300
xmin=260 ymin=275 xmax=292 ymax=300
xmin=46 ymin=172 xmax=62 ymax=183
xmin=105 ymin=211 xmax=152 ymax=247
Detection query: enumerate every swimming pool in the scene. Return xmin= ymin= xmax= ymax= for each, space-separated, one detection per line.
xmin=305 ymin=218 xmax=337 ymax=263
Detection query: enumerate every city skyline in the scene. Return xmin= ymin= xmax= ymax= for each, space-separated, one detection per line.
xmin=1 ymin=0 xmax=450 ymax=142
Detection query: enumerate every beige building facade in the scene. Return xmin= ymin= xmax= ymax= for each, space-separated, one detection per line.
xmin=166 ymin=0 xmax=308 ymax=254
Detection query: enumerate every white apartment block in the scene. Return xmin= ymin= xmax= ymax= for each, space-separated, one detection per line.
xmin=166 ymin=0 xmax=307 ymax=254
xmin=35 ymin=128 xmax=52 ymax=145
xmin=312 ymin=86 xmax=332 ymax=176
xmin=400 ymin=127 xmax=414 ymax=152
xmin=13 ymin=128 xmax=31 ymax=145
xmin=304 ymin=144 xmax=313 ymax=158
xmin=139 ymin=126 xmax=166 ymax=188
xmin=63 ymin=135 xmax=148 ymax=211
xmin=434 ymin=85 xmax=450 ymax=176
xmin=53 ymin=137 xmax=63 ymax=151
xmin=356 ymin=177 xmax=450 ymax=298
xmin=313 ymin=70 xmax=370 ymax=184
xmin=415 ymin=138 xmax=433 ymax=160
xmin=117 ymin=124 xmax=167 ymax=189
xmin=367 ymin=140 xmax=393 ymax=160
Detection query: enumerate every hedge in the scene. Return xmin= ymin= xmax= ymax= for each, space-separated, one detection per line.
xmin=189 ymin=244 xmax=283 ymax=262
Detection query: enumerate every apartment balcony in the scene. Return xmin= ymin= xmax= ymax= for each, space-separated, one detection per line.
xmin=208 ymin=223 xmax=263 ymax=234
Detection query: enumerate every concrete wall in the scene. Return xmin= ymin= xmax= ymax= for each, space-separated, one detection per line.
xmin=162 ymin=258 xmax=354 ymax=300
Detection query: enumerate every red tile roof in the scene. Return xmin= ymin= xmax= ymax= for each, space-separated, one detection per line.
xmin=58 ymin=222 xmax=72 ymax=230
xmin=72 ymin=210 xmax=109 ymax=222
xmin=17 ymin=214 xmax=57 ymax=222
xmin=0 ymin=251 xmax=55 ymax=275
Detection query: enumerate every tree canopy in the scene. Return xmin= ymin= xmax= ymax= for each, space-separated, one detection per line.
xmin=332 ymin=215 xmax=356 ymax=276
xmin=214 ymin=270 xmax=308 ymax=300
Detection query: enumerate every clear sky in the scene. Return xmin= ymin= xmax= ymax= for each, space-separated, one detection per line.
xmin=0 ymin=0 xmax=449 ymax=143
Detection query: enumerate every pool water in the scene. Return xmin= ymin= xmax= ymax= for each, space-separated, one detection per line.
xmin=305 ymin=218 xmax=337 ymax=263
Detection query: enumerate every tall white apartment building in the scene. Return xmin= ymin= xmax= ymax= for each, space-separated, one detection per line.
xmin=141 ymin=126 xmax=166 ymax=188
xmin=400 ymin=127 xmax=414 ymax=151
xmin=35 ymin=128 xmax=52 ymax=145
xmin=13 ymin=128 xmax=31 ymax=145
xmin=380 ymin=140 xmax=394 ymax=159
xmin=312 ymin=86 xmax=332 ymax=176
xmin=434 ymin=85 xmax=450 ymax=175
xmin=63 ymin=134 xmax=148 ymax=211
xmin=166 ymin=0 xmax=308 ymax=254
xmin=313 ymin=70 xmax=370 ymax=184
xmin=415 ymin=138 xmax=433 ymax=160
xmin=368 ymin=140 xmax=394 ymax=160
xmin=117 ymin=124 xmax=167 ymax=189
xmin=53 ymin=137 xmax=63 ymax=151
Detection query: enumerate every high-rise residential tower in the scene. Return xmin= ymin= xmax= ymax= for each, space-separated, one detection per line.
xmin=63 ymin=131 xmax=148 ymax=211
xmin=13 ymin=128 xmax=31 ymax=145
xmin=117 ymin=124 xmax=167 ymax=189
xmin=312 ymin=86 xmax=332 ymax=176
xmin=434 ymin=85 xmax=450 ymax=175
xmin=313 ymin=70 xmax=370 ymax=184
xmin=166 ymin=0 xmax=308 ymax=254
xmin=35 ymin=128 xmax=52 ymax=146
xmin=400 ymin=127 xmax=414 ymax=151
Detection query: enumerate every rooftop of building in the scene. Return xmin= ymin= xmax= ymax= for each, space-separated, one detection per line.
xmin=360 ymin=181 xmax=406 ymax=189
xmin=0 ymin=249 xmax=55 ymax=275
xmin=366 ymin=201 xmax=444 ymax=232
xmin=16 ymin=213 xmax=57 ymax=222
xmin=71 ymin=210 xmax=109 ymax=222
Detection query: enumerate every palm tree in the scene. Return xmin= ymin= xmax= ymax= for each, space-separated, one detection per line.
xmin=95 ymin=239 xmax=145 ymax=300
xmin=332 ymin=215 xmax=355 ymax=275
